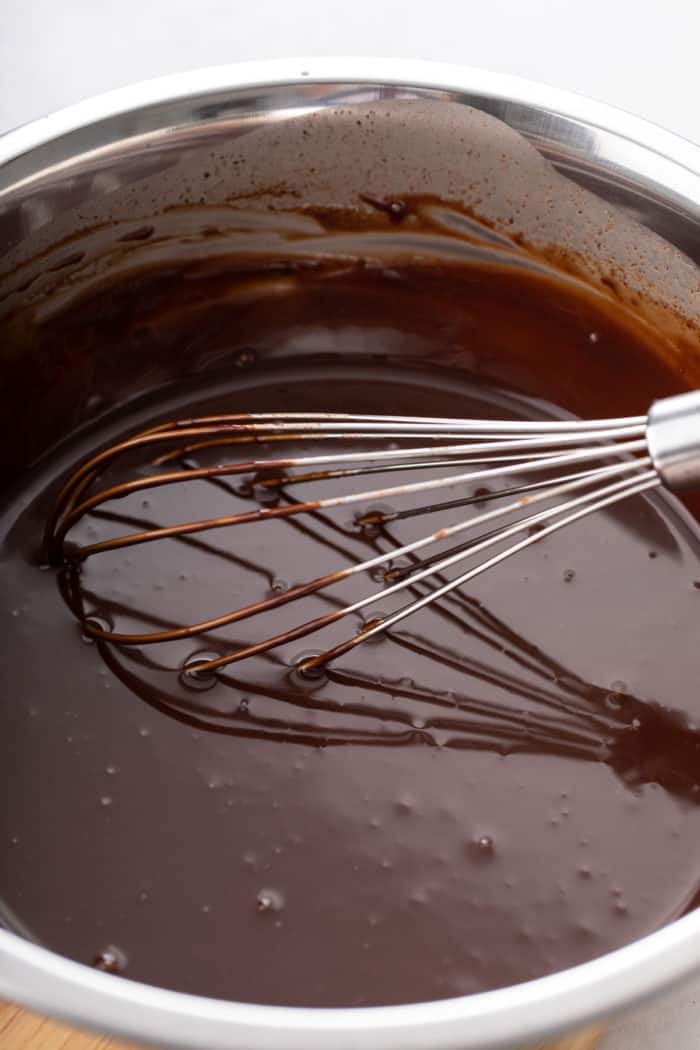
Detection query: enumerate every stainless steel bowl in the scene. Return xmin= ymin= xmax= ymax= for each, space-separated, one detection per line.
xmin=1 ymin=59 xmax=699 ymax=1050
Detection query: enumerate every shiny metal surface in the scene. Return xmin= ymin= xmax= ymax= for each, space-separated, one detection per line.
xmin=1 ymin=58 xmax=700 ymax=1050
xmin=648 ymin=391 xmax=700 ymax=490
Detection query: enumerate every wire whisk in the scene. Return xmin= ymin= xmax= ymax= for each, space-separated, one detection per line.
xmin=45 ymin=390 xmax=700 ymax=676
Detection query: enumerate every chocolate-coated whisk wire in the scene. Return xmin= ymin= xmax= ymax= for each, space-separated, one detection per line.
xmin=45 ymin=392 xmax=700 ymax=675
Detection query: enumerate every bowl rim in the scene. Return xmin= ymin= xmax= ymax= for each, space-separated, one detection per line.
xmin=1 ymin=56 xmax=699 ymax=194
xmin=1 ymin=57 xmax=700 ymax=1050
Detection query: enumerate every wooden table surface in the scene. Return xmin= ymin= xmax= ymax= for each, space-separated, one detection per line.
xmin=0 ymin=1003 xmax=138 ymax=1050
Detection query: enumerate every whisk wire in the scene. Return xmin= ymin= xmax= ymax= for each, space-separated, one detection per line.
xmin=45 ymin=408 xmax=665 ymax=673
xmin=54 ymin=437 xmax=649 ymax=563
xmin=195 ymin=465 xmax=659 ymax=674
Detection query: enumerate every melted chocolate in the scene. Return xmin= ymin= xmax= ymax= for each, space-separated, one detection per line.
xmin=2 ymin=211 xmax=700 ymax=1006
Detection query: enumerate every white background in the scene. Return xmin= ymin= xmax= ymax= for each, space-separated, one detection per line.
xmin=1 ymin=0 xmax=699 ymax=1046
xmin=0 ymin=0 xmax=699 ymax=142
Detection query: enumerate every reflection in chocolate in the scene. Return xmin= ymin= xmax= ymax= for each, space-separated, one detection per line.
xmin=2 ymin=207 xmax=700 ymax=1007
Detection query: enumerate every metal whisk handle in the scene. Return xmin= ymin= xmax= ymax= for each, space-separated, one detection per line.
xmin=648 ymin=390 xmax=700 ymax=491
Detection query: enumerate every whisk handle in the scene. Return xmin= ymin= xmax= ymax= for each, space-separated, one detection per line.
xmin=648 ymin=390 xmax=700 ymax=491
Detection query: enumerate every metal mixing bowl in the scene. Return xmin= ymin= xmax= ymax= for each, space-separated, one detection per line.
xmin=1 ymin=59 xmax=699 ymax=1050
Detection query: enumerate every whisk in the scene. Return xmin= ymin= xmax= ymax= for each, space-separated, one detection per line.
xmin=45 ymin=389 xmax=700 ymax=676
